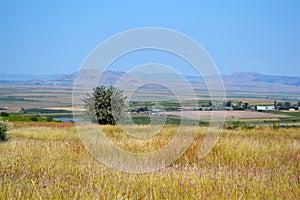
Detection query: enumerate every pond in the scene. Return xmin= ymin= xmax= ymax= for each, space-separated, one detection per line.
xmin=53 ymin=117 xmax=79 ymax=123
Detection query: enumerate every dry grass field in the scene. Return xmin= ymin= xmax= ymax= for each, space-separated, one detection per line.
xmin=0 ymin=122 xmax=299 ymax=199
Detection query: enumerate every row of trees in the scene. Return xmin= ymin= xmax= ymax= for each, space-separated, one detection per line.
xmin=275 ymin=101 xmax=300 ymax=110
xmin=222 ymin=100 xmax=250 ymax=110
xmin=208 ymin=100 xmax=300 ymax=111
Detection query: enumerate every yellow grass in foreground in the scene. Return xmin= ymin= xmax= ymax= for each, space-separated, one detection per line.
xmin=0 ymin=123 xmax=299 ymax=199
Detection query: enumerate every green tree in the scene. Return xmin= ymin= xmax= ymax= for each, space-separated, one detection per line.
xmin=208 ymin=100 xmax=213 ymax=107
xmin=297 ymin=101 xmax=300 ymax=107
xmin=237 ymin=101 xmax=243 ymax=107
xmin=283 ymin=102 xmax=291 ymax=110
xmin=224 ymin=100 xmax=232 ymax=107
xmin=277 ymin=102 xmax=283 ymax=108
xmin=83 ymin=86 xmax=126 ymax=125
xmin=244 ymin=102 xmax=249 ymax=110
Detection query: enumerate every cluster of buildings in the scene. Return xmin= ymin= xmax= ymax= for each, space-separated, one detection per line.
xmin=129 ymin=107 xmax=166 ymax=116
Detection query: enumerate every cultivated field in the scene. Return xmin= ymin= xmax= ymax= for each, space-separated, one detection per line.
xmin=0 ymin=85 xmax=73 ymax=111
xmin=168 ymin=110 xmax=290 ymax=121
xmin=0 ymin=122 xmax=299 ymax=199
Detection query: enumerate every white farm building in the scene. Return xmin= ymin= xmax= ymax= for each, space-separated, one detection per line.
xmin=257 ymin=106 xmax=275 ymax=111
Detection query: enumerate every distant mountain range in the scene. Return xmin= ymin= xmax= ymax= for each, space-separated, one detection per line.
xmin=223 ymin=72 xmax=300 ymax=86
xmin=1 ymin=71 xmax=300 ymax=96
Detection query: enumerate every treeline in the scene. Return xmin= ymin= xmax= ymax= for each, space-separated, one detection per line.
xmin=208 ymin=100 xmax=300 ymax=111
xmin=274 ymin=101 xmax=300 ymax=110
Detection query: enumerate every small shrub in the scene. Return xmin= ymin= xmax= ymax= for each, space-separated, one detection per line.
xmin=0 ymin=120 xmax=9 ymax=141
xmin=30 ymin=116 xmax=38 ymax=122
xmin=0 ymin=112 xmax=9 ymax=117
xmin=271 ymin=122 xmax=280 ymax=129
xmin=242 ymin=123 xmax=255 ymax=130
xmin=45 ymin=116 xmax=53 ymax=122
xmin=225 ymin=121 xmax=243 ymax=130
xmin=232 ymin=121 xmax=241 ymax=128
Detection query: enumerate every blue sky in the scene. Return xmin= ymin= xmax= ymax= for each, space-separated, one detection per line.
xmin=0 ymin=0 xmax=300 ymax=76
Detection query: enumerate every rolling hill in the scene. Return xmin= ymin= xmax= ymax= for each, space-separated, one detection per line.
xmin=1 ymin=71 xmax=300 ymax=98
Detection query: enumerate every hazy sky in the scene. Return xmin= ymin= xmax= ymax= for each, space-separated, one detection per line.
xmin=1 ymin=1 xmax=300 ymax=76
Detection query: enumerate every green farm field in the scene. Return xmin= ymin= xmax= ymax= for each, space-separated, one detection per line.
xmin=0 ymin=122 xmax=299 ymax=199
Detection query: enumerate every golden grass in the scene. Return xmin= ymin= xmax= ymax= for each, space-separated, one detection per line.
xmin=0 ymin=124 xmax=299 ymax=199
xmin=12 ymin=121 xmax=75 ymax=128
